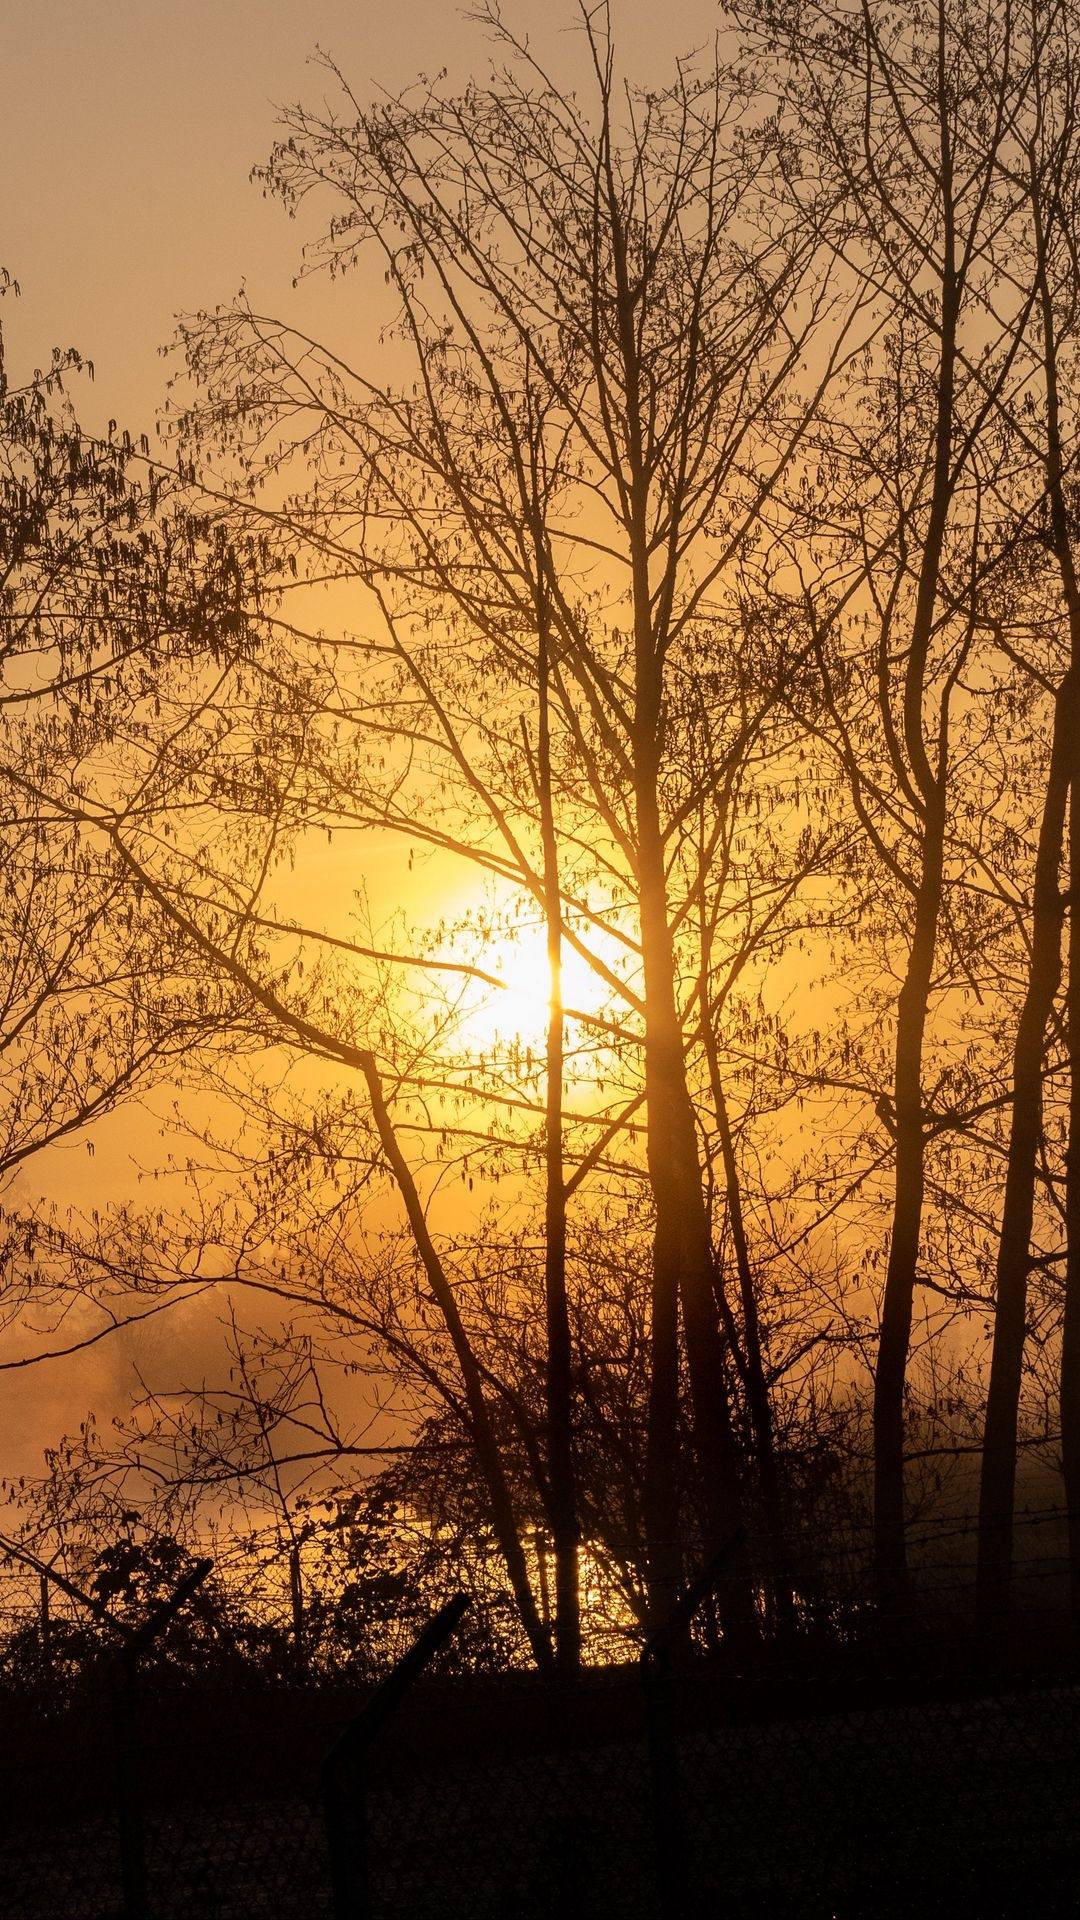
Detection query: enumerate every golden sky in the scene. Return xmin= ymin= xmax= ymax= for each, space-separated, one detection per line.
xmin=1 ymin=0 xmax=724 ymax=432
xmin=0 ymin=0 xmax=775 ymax=1485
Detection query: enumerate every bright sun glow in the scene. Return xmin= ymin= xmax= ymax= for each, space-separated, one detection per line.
xmin=455 ymin=913 xmax=620 ymax=1056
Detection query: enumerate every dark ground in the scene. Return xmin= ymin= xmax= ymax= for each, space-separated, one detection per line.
xmin=5 ymin=1633 xmax=1080 ymax=1917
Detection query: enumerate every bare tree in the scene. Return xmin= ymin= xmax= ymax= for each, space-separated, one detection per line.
xmin=16 ymin=6 xmax=863 ymax=1649
xmin=976 ymin=0 xmax=1080 ymax=1618
xmin=0 ymin=273 xmax=255 ymax=1366
xmin=745 ymin=0 xmax=1053 ymax=1613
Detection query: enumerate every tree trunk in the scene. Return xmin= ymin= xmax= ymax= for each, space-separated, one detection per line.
xmin=361 ymin=1057 xmax=553 ymax=1669
xmin=978 ymin=677 xmax=1073 ymax=1620
xmin=873 ymin=795 xmax=946 ymax=1619
xmin=608 ymin=184 xmax=750 ymax=1636
xmin=534 ymin=569 xmax=581 ymax=1673
xmin=1027 ymin=189 xmax=1080 ymax=1630
xmin=636 ymin=754 xmax=750 ymax=1637
xmin=713 ymin=1076 xmax=791 ymax=1626
xmin=1063 ymin=778 xmax=1080 ymax=1621
xmin=871 ymin=212 xmax=960 ymax=1619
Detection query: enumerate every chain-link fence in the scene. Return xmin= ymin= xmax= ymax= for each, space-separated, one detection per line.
xmin=5 ymin=1534 xmax=1080 ymax=1918
xmin=2 ymin=1801 xmax=330 ymax=1920
xmin=356 ymin=1681 xmax=1080 ymax=1918
xmin=9 ymin=1669 xmax=1080 ymax=1918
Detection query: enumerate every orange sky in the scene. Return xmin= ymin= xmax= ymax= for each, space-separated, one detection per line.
xmin=1 ymin=0 xmax=724 ymax=432
xmin=0 ymin=0 xmax=763 ymax=1486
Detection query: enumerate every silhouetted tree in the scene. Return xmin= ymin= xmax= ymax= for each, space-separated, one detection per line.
xmin=0 ymin=272 xmax=260 ymax=1380
xmin=55 ymin=6 xmax=858 ymax=1650
xmin=744 ymin=0 xmax=1056 ymax=1614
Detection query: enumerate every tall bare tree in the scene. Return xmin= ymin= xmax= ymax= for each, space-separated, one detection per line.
xmin=746 ymin=0 xmax=1050 ymax=1612
xmin=24 ymin=8 xmax=861 ymax=1648
xmin=977 ymin=0 xmax=1080 ymax=1618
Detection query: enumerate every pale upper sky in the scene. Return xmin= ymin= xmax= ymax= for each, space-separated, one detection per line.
xmin=1 ymin=0 xmax=723 ymax=431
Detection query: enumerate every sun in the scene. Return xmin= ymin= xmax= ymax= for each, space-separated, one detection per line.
xmin=462 ymin=918 xmax=557 ymax=1052
xmin=454 ymin=911 xmax=610 ymax=1056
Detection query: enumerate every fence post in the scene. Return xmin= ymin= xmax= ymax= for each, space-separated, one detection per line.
xmin=321 ymin=1592 xmax=471 ymax=1920
xmin=0 ymin=1541 xmax=213 ymax=1920
xmin=109 ymin=1558 xmax=213 ymax=1920
xmin=38 ymin=1571 xmax=51 ymax=1677
xmin=642 ymin=1635 xmax=685 ymax=1920
xmin=289 ymin=1543 xmax=305 ymax=1655
xmin=112 ymin=1646 xmax=147 ymax=1920
xmin=640 ymin=1530 xmax=746 ymax=1920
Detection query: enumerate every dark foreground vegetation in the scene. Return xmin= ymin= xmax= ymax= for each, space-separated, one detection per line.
xmin=5 ymin=1521 xmax=1080 ymax=1917
xmin=6 ymin=1598 xmax=1080 ymax=1918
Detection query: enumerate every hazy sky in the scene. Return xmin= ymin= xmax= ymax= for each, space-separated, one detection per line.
xmin=2 ymin=0 xmax=723 ymax=430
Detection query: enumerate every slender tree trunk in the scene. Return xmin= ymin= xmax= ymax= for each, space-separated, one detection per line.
xmin=636 ymin=750 xmax=694 ymax=1619
xmin=987 ymin=182 xmax=1080 ymax=1624
xmin=636 ymin=741 xmax=749 ymax=1634
xmin=978 ymin=678 xmax=1072 ymax=1619
xmin=534 ymin=561 xmax=581 ymax=1673
xmin=713 ymin=1077 xmax=791 ymax=1624
xmin=1061 ymin=562 xmax=1080 ymax=1626
xmin=872 ymin=168 xmax=959 ymax=1617
xmin=873 ymin=795 xmax=946 ymax=1618
xmin=361 ymin=1058 xmax=553 ymax=1669
xmin=1028 ymin=191 xmax=1080 ymax=1629
xmin=694 ymin=832 xmax=789 ymax=1622
xmin=1063 ymin=776 xmax=1080 ymax=1619
xmin=541 ymin=941 xmax=580 ymax=1672
xmin=606 ymin=181 xmax=749 ymax=1635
